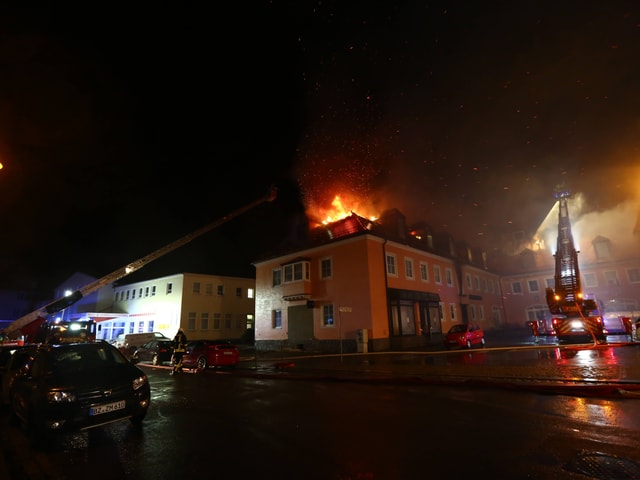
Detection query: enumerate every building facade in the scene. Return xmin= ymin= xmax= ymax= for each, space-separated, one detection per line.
xmin=47 ymin=272 xmax=255 ymax=345
xmin=253 ymin=211 xmax=505 ymax=353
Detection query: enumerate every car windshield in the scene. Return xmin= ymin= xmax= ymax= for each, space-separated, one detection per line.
xmin=448 ymin=324 xmax=467 ymax=334
xmin=49 ymin=345 xmax=128 ymax=372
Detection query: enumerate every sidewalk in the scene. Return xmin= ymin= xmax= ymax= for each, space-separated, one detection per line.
xmin=236 ymin=331 xmax=640 ymax=398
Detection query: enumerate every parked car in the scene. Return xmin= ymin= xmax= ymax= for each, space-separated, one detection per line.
xmin=122 ymin=332 xmax=170 ymax=355
xmin=9 ymin=341 xmax=150 ymax=448
xmin=444 ymin=323 xmax=486 ymax=349
xmin=181 ymin=340 xmax=240 ymax=370
xmin=132 ymin=339 xmax=174 ymax=365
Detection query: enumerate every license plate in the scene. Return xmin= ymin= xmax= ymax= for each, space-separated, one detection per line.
xmin=90 ymin=400 xmax=126 ymax=416
xmin=223 ymin=351 xmax=233 ymax=355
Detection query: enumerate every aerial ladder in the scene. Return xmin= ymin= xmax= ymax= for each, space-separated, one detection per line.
xmin=2 ymin=186 xmax=277 ymax=343
xmin=545 ymin=185 xmax=606 ymax=343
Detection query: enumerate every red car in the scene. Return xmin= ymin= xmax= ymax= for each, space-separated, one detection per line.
xmin=180 ymin=340 xmax=240 ymax=370
xmin=444 ymin=323 xmax=486 ymax=349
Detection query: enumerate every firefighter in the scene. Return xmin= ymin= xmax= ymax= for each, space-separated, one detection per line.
xmin=171 ymin=328 xmax=188 ymax=375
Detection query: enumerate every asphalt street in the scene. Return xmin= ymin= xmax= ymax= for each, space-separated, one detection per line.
xmin=2 ymin=328 xmax=639 ymax=479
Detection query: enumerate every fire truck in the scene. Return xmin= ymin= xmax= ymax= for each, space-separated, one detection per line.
xmin=1 ymin=186 xmax=277 ymax=345
xmin=544 ymin=186 xmax=606 ymax=344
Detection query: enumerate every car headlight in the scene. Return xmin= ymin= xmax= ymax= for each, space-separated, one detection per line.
xmin=47 ymin=390 xmax=76 ymax=403
xmin=133 ymin=374 xmax=148 ymax=391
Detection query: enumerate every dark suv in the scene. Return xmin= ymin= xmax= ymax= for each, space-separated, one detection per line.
xmin=9 ymin=341 xmax=150 ymax=447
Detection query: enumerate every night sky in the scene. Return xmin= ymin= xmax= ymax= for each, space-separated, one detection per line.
xmin=1 ymin=2 xmax=639 ymax=291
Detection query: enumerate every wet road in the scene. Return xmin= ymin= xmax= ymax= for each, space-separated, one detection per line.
xmin=2 ymin=336 xmax=640 ymax=479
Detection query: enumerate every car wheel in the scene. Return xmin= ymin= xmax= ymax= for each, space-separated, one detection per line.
xmin=466 ymin=339 xmax=472 ymax=349
xmin=197 ymin=356 xmax=208 ymax=370
xmin=152 ymin=354 xmax=159 ymax=366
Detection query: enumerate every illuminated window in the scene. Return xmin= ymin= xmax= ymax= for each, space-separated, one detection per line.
xmin=272 ymin=310 xmax=282 ymax=329
xmin=247 ymin=288 xmax=254 ymax=299
xmin=323 ymin=304 xmax=334 ymax=326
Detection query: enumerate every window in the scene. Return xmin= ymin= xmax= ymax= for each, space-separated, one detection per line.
xmin=167 ymin=283 xmax=173 ymax=295
xmin=283 ymin=261 xmax=310 ymax=283
xmin=386 ymin=254 xmax=397 ymax=276
xmin=224 ymin=314 xmax=232 ymax=329
xmin=200 ymin=313 xmax=209 ymax=330
xmin=593 ymin=237 xmax=612 ymax=260
xmin=320 ymin=258 xmax=332 ymax=279
xmin=323 ymin=304 xmax=334 ymax=326
xmin=466 ymin=273 xmax=472 ymax=289
xmin=272 ymin=269 xmax=282 ymax=287
xmin=217 ymin=285 xmax=224 ymax=296
xmin=433 ymin=265 xmax=442 ymax=284
xmin=405 ymin=258 xmax=414 ymax=279
xmin=139 ymin=288 xmax=143 ymax=298
xmin=511 ymin=282 xmax=522 ymax=294
xmin=479 ymin=305 xmax=485 ymax=320
xmin=131 ymin=289 xmax=136 ymax=299
xmin=545 ymin=278 xmax=554 ymax=289
xmin=193 ymin=282 xmax=201 ymax=294
xmin=145 ymin=287 xmax=149 ymax=297
xmin=126 ymin=290 xmax=130 ymax=300
xmin=272 ymin=310 xmax=282 ymax=329
xmin=419 ymin=262 xmax=428 ymax=282
xmin=583 ymin=272 xmax=598 ymax=288
xmin=527 ymin=280 xmax=539 ymax=293
xmin=205 ymin=284 xmax=213 ymax=296
xmin=248 ymin=288 xmax=254 ymax=299
xmin=449 ymin=303 xmax=456 ymax=321
xmin=236 ymin=287 xmax=242 ymax=297
xmin=603 ymin=271 xmax=619 ymax=286
xmin=470 ymin=305 xmax=476 ymax=320
xmin=187 ymin=312 xmax=196 ymax=330
xmin=627 ymin=268 xmax=640 ymax=283
xmin=445 ymin=268 xmax=453 ymax=287
xmin=213 ymin=313 xmax=221 ymax=329
xmin=474 ymin=275 xmax=480 ymax=291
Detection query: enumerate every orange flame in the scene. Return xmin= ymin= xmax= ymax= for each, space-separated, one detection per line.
xmin=306 ymin=194 xmax=379 ymax=226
